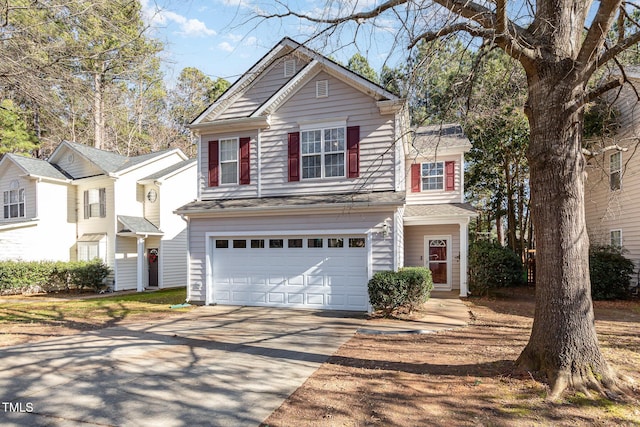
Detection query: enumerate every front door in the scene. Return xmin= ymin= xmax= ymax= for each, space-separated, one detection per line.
xmin=424 ymin=236 xmax=451 ymax=290
xmin=148 ymin=248 xmax=159 ymax=287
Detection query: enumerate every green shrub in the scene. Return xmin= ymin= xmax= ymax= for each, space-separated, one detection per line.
xmin=0 ymin=260 xmax=111 ymax=294
xmin=397 ymin=267 xmax=433 ymax=310
xmin=368 ymin=267 xmax=433 ymax=315
xmin=589 ymin=245 xmax=634 ymax=300
xmin=468 ymin=240 xmax=524 ymax=296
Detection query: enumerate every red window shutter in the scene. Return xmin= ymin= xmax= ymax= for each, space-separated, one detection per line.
xmin=445 ymin=161 xmax=455 ymax=191
xmin=411 ymin=163 xmax=421 ymax=192
xmin=239 ymin=137 xmax=251 ymax=185
xmin=347 ymin=126 xmax=360 ymax=178
xmin=288 ymin=132 xmax=300 ymax=182
xmin=208 ymin=140 xmax=219 ymax=187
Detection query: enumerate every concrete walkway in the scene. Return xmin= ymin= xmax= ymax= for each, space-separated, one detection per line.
xmin=0 ymin=306 xmax=365 ymax=427
xmin=359 ymin=291 xmax=470 ymax=335
xmin=0 ymin=294 xmax=469 ymax=426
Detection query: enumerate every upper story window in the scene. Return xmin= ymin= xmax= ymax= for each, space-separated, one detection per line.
xmin=220 ymin=138 xmax=239 ymax=185
xmin=301 ymin=127 xmax=345 ymax=179
xmin=411 ymin=161 xmax=456 ymax=193
xmin=208 ymin=137 xmax=250 ymax=187
xmin=83 ymin=188 xmax=106 ymax=219
xmin=422 ymin=162 xmax=444 ymax=190
xmin=3 ymin=188 xmax=25 ymax=219
xmin=610 ymin=151 xmax=621 ymax=191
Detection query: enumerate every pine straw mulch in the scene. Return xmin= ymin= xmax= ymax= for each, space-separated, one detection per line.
xmin=262 ymin=289 xmax=640 ymax=427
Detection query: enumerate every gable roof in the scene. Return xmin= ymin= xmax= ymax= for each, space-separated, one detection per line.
xmin=49 ymin=141 xmax=186 ymax=177
xmin=191 ymin=37 xmax=402 ymax=128
xmin=117 ymin=215 xmax=163 ymax=236
xmin=0 ymin=153 xmax=70 ymax=182
xmin=139 ymin=158 xmax=196 ymax=183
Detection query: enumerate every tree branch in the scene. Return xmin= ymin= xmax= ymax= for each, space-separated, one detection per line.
xmin=576 ymin=0 xmax=622 ymax=70
xmin=568 ymin=77 xmax=624 ymax=113
xmin=258 ymin=0 xmax=407 ymax=25
xmin=598 ymin=30 xmax=640 ymax=66
xmin=408 ymin=23 xmax=494 ymax=48
xmin=582 ymin=144 xmax=628 ymax=158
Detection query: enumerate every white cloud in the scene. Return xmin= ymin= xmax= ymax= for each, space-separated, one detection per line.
xmin=142 ymin=1 xmax=216 ymax=38
xmin=218 ymin=42 xmax=235 ymax=52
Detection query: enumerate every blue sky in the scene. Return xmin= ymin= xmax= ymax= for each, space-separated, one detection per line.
xmin=141 ymin=0 xmax=401 ymax=86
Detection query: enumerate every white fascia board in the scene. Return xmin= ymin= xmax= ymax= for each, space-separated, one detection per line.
xmin=180 ymin=202 xmax=403 ymax=218
xmin=251 ymin=60 xmax=320 ymax=117
xmin=0 ymin=218 xmax=39 ymax=231
xmin=115 ymin=149 xmax=186 ymax=176
xmin=190 ymin=116 xmax=271 ymax=135
xmin=191 ymin=44 xmax=289 ymax=125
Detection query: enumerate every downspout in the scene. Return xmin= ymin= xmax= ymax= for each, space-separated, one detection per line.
xmin=180 ymin=214 xmax=191 ymax=303
xmin=257 ymin=128 xmax=262 ymax=198
xmin=137 ymin=234 xmax=147 ymax=292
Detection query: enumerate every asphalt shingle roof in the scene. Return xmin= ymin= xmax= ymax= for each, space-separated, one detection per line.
xmin=6 ymin=153 xmax=70 ymax=181
xmin=410 ymin=124 xmax=472 ymax=153
xmin=140 ymin=158 xmax=196 ymax=181
xmin=177 ymin=191 xmax=406 ymax=214
xmin=63 ymin=141 xmax=175 ymax=174
xmin=404 ymin=203 xmax=478 ymax=218
xmin=117 ymin=216 xmax=162 ymax=235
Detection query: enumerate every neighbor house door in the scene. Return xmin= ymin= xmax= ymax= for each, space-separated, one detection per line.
xmin=148 ymin=248 xmax=159 ymax=287
xmin=424 ymin=236 xmax=452 ymax=290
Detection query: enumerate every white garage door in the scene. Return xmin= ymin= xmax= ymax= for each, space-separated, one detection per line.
xmin=211 ymin=235 xmax=369 ymax=311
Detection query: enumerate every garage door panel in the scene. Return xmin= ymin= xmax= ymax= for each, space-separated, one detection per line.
xmin=212 ymin=235 xmax=369 ymax=310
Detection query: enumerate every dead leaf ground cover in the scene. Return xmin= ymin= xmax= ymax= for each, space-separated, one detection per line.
xmin=263 ymin=288 xmax=640 ymax=427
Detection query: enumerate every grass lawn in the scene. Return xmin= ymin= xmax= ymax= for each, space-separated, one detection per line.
xmin=0 ymin=288 xmax=193 ymax=346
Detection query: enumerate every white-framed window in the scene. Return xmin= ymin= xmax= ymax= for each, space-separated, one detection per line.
xmin=220 ymin=137 xmax=239 ymax=185
xmin=78 ymin=242 xmax=100 ymax=261
xmin=610 ymin=229 xmax=622 ymax=248
xmin=84 ymin=188 xmax=106 ymax=219
xmin=421 ymin=162 xmax=444 ymax=190
xmin=610 ymin=151 xmax=621 ymax=191
xmin=3 ymin=188 xmax=25 ymax=219
xmin=301 ymin=127 xmax=345 ymax=179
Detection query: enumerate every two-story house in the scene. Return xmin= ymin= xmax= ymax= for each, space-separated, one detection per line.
xmin=585 ymin=68 xmax=640 ymax=278
xmin=0 ymin=141 xmax=196 ymax=291
xmin=177 ymin=38 xmax=476 ymax=311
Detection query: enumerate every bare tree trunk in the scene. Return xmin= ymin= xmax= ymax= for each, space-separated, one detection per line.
xmin=496 ymin=213 xmax=503 ymax=245
xmin=93 ymin=71 xmax=104 ymax=150
xmin=516 ymin=73 xmax=620 ymax=398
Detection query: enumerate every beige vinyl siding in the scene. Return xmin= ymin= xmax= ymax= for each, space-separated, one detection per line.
xmin=259 ymin=71 xmax=396 ymax=196
xmin=0 ymin=163 xmax=36 ymax=221
xmin=585 ymin=80 xmax=640 ymax=269
xmin=218 ymin=56 xmax=310 ymax=120
xmin=0 ymin=178 xmax=74 ymax=262
xmin=404 ymin=224 xmax=462 ymax=290
xmin=55 ymin=146 xmax=103 ymax=178
xmin=405 ymin=154 xmax=463 ymax=204
xmin=144 ymin=184 xmax=161 ymax=227
xmin=115 ymin=236 xmax=138 ymax=290
xmin=199 ymin=131 xmax=259 ymax=200
xmin=186 ymin=210 xmax=396 ymax=303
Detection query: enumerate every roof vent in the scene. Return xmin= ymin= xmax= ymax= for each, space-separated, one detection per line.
xmin=316 ymin=80 xmax=329 ymax=98
xmin=284 ymin=59 xmax=296 ymax=77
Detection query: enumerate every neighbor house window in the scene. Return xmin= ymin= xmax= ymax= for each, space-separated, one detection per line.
xmin=421 ymin=162 xmax=444 ymax=190
xmin=220 ymin=138 xmax=239 ymax=185
xmin=610 ymin=230 xmax=622 ymax=248
xmin=610 ymin=151 xmax=622 ymax=191
xmin=301 ymin=127 xmax=345 ymax=179
xmin=3 ymin=188 xmax=25 ymax=219
xmin=78 ymin=242 xmax=99 ymax=261
xmin=83 ymin=188 xmax=106 ymax=219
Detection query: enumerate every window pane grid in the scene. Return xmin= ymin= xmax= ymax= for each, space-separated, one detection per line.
xmin=301 ymin=126 xmax=345 ymax=179
xmin=3 ymin=189 xmax=25 ymax=219
xmin=421 ymin=162 xmax=444 ymax=190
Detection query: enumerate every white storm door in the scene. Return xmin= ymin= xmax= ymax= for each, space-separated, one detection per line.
xmin=424 ymin=235 xmax=452 ymax=290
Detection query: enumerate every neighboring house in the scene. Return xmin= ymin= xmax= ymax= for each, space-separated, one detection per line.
xmin=177 ymin=37 xmax=476 ymax=311
xmin=585 ymin=68 xmax=640 ymax=280
xmin=0 ymin=141 xmax=197 ymax=291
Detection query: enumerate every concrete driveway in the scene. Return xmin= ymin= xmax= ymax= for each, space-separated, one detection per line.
xmin=0 ymin=306 xmax=365 ymax=427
